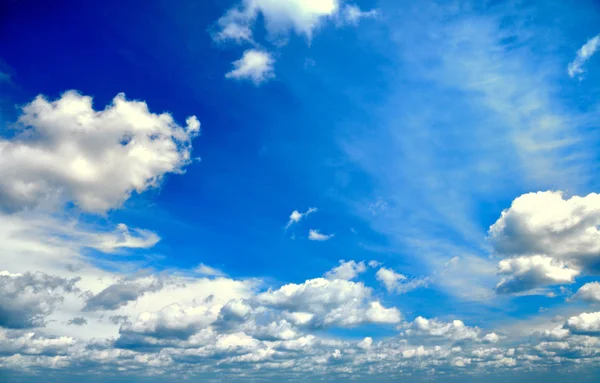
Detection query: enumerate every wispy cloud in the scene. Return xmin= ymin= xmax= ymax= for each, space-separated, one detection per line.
xmin=285 ymin=207 xmax=317 ymax=229
xmin=194 ymin=263 xmax=226 ymax=277
xmin=340 ymin=2 xmax=599 ymax=303
xmin=567 ymin=34 xmax=600 ymax=80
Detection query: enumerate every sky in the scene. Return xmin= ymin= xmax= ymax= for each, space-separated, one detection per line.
xmin=1 ymin=0 xmax=600 ymax=382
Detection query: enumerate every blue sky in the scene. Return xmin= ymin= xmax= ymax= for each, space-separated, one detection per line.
xmin=1 ymin=0 xmax=600 ymax=382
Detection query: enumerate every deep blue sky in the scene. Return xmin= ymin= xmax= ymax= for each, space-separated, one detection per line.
xmin=2 ymin=0 xmax=600 ymax=382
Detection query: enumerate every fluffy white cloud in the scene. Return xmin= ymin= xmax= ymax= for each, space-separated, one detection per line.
xmin=564 ymin=311 xmax=600 ymax=335
xmin=488 ymin=191 xmax=600 ymax=293
xmin=495 ymin=256 xmax=579 ymax=294
xmin=308 ymin=229 xmax=334 ymax=241
xmin=405 ymin=317 xmax=481 ymax=341
xmin=257 ymin=278 xmax=400 ymax=327
xmin=324 ymin=260 xmax=366 ymax=280
xmin=375 ymin=267 xmax=429 ymax=294
xmin=0 ymin=91 xmax=200 ymax=213
xmin=286 ymin=207 xmax=317 ymax=229
xmin=568 ymin=34 xmax=600 ymax=79
xmin=572 ymin=282 xmax=600 ymax=303
xmin=225 ymin=49 xmax=275 ymax=85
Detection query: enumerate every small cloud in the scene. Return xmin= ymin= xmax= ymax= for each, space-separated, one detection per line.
xmin=568 ymin=33 xmax=600 ymax=80
xmin=225 ymin=49 xmax=275 ymax=85
xmin=308 ymin=229 xmax=334 ymax=241
xmin=340 ymin=4 xmax=379 ymax=25
xmin=67 ymin=317 xmax=88 ymax=326
xmin=194 ymin=263 xmax=226 ymax=277
xmin=285 ymin=207 xmax=317 ymax=229
xmin=368 ymin=260 xmax=381 ymax=268
xmin=324 ymin=260 xmax=366 ymax=280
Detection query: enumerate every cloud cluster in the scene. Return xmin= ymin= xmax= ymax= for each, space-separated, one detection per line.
xmin=488 ymin=191 xmax=600 ymax=294
xmin=213 ymin=0 xmax=378 ymax=83
xmin=0 ymin=272 xmax=80 ymax=329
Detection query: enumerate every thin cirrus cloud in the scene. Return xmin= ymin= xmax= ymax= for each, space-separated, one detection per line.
xmin=567 ymin=33 xmax=600 ymax=79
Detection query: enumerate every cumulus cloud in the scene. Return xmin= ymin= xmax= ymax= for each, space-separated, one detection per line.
xmin=572 ymin=282 xmax=600 ymax=303
xmin=225 ymin=49 xmax=275 ymax=85
xmin=375 ymin=267 xmax=429 ymax=294
xmin=404 ymin=317 xmax=481 ymax=341
xmin=83 ymin=276 xmax=164 ymax=312
xmin=308 ymin=229 xmax=334 ymax=241
xmin=0 ymin=271 xmax=79 ymax=329
xmin=257 ymin=278 xmax=400 ymax=328
xmin=0 ymin=329 xmax=75 ymax=356
xmin=324 ymin=260 xmax=366 ymax=280
xmin=215 ymin=0 xmax=338 ymax=43
xmin=285 ymin=207 xmax=317 ymax=229
xmin=0 ymin=91 xmax=200 ymax=213
xmin=488 ymin=191 xmax=600 ymax=293
xmin=495 ymin=256 xmax=579 ymax=294
xmin=564 ymin=311 xmax=600 ymax=335
xmin=567 ymin=34 xmax=600 ymax=79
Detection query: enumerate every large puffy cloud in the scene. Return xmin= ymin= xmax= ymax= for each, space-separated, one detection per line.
xmin=0 ymin=91 xmax=200 ymax=213
xmin=0 ymin=271 xmax=80 ymax=329
xmin=256 ymin=278 xmax=401 ymax=327
xmin=495 ymin=256 xmax=579 ymax=294
xmin=564 ymin=312 xmax=600 ymax=335
xmin=488 ymin=191 xmax=600 ymax=293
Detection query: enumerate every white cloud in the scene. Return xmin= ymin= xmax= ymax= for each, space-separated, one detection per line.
xmin=495 ymin=255 xmax=580 ymax=294
xmin=567 ymin=34 xmax=600 ymax=79
xmin=324 ymin=260 xmax=366 ymax=280
xmin=375 ymin=267 xmax=428 ymax=294
xmin=308 ymin=229 xmax=334 ymax=241
xmin=564 ymin=311 xmax=600 ymax=335
xmin=256 ymin=277 xmax=400 ymax=327
xmin=0 ymin=91 xmax=199 ymax=213
xmin=225 ymin=49 xmax=275 ymax=85
xmin=488 ymin=191 xmax=600 ymax=293
xmin=572 ymin=282 xmax=600 ymax=303
xmin=285 ymin=207 xmax=317 ymax=229
xmin=405 ymin=317 xmax=481 ymax=341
